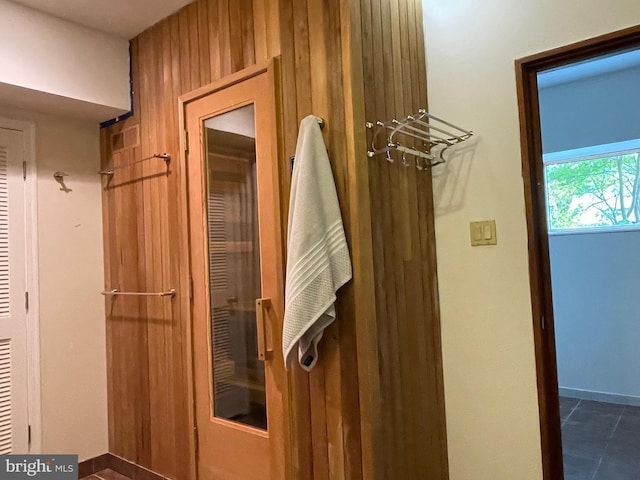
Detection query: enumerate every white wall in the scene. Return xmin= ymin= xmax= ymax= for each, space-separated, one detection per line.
xmin=0 ymin=106 xmax=108 ymax=461
xmin=539 ymin=66 xmax=640 ymax=152
xmin=0 ymin=0 xmax=130 ymax=120
xmin=549 ymin=231 xmax=640 ymax=401
xmin=539 ymin=65 xmax=640 ymax=403
xmin=422 ymin=1 xmax=640 ymax=479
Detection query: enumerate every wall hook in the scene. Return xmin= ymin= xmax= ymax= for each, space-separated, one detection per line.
xmin=53 ymin=171 xmax=72 ymax=193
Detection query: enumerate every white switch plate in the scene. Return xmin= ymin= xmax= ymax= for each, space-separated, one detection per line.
xmin=470 ymin=220 xmax=497 ymax=246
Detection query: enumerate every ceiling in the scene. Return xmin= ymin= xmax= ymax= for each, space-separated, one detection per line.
xmin=10 ymin=0 xmax=193 ymax=39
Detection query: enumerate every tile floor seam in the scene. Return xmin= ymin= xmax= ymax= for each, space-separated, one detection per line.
xmin=590 ymin=455 xmax=603 ymax=480
xmin=563 ymin=398 xmax=582 ymax=427
xmin=562 ymin=397 xmax=640 ymax=480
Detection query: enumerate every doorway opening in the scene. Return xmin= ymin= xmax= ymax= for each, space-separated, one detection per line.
xmin=516 ymin=25 xmax=640 ymax=480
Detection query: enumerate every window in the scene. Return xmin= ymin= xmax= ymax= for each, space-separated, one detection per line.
xmin=544 ymin=139 xmax=640 ymax=232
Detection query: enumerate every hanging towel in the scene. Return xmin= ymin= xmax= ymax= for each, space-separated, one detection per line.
xmin=283 ymin=115 xmax=352 ymax=371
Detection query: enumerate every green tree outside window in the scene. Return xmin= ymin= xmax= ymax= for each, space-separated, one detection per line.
xmin=545 ymin=152 xmax=640 ymax=229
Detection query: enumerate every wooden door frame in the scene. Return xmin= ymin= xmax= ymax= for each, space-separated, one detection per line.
xmin=178 ymin=57 xmax=309 ymax=480
xmin=515 ymin=24 xmax=640 ymax=480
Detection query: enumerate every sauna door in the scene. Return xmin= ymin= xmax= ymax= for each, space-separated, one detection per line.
xmin=185 ymin=71 xmax=286 ymax=480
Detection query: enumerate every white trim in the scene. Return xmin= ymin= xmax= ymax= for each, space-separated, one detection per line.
xmin=543 ymin=138 xmax=640 ymax=164
xmin=549 ymin=224 xmax=640 ymax=236
xmin=559 ymin=387 xmax=640 ymax=408
xmin=0 ymin=116 xmax=41 ymax=453
xmin=544 ymin=139 xmax=640 ymax=233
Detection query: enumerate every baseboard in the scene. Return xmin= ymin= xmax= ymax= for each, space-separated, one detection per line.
xmin=78 ymin=453 xmax=170 ymax=480
xmin=559 ymin=387 xmax=640 ymax=407
xmin=78 ymin=454 xmax=111 ymax=478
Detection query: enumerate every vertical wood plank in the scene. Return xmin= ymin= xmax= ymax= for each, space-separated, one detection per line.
xmin=187 ymin=3 xmax=201 ymax=89
xmin=325 ymin=1 xmax=363 ymax=476
xmin=291 ymin=0 xmax=313 ymax=119
xmin=252 ymin=0 xmax=268 ymax=62
xmin=208 ymin=0 xmax=221 ymax=81
xmin=265 ymin=0 xmax=281 ymax=58
xmin=218 ymin=0 xmax=232 ymax=77
xmin=229 ymin=0 xmax=245 ymax=71
xmin=178 ymin=8 xmax=192 ymax=94
xmin=198 ymin=1 xmax=211 ymax=86
xmin=101 ymin=2 xmax=449 ymax=480
xmin=240 ymin=0 xmax=256 ymax=67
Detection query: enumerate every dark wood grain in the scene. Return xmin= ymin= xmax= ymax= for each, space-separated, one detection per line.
xmin=354 ymin=0 xmax=450 ymax=478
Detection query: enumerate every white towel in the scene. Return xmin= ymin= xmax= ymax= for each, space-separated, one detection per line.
xmin=283 ymin=115 xmax=353 ymax=371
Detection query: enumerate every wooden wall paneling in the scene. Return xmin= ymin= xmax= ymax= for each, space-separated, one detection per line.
xmin=197 ymin=1 xmax=211 ymax=86
xmin=218 ymin=0 xmax=232 ymax=77
xmin=273 ymin=3 xmax=315 ymax=480
xmin=252 ymin=0 xmax=268 ymax=62
xmin=138 ymin=26 xmax=165 ymax=474
xmin=413 ymin=0 xmax=448 ymax=476
xmin=338 ymin=0 xmax=381 ymax=478
xmin=320 ymin=3 xmax=364 ymax=478
xmin=265 ymin=0 xmax=281 ymax=60
xmin=309 ymin=2 xmax=345 ymax=478
xmin=187 ymin=4 xmax=202 ymax=88
xmin=136 ymin=26 xmax=152 ymax=470
xmin=162 ymin=18 xmax=182 ymax=478
xmin=276 ymin=0 xmax=366 ymax=478
xmin=404 ymin=1 xmax=437 ymax=477
xmin=252 ymin=0 xmax=280 ymax=63
xmin=101 ymin=1 xmax=447 ymax=479
xmin=348 ymin=1 xmax=386 ymax=479
xmin=228 ymin=1 xmax=244 ymax=72
xmin=103 ymin=4 xmax=283 ymax=479
xmin=383 ymin=0 xmax=414 ymax=476
xmin=178 ymin=8 xmax=193 ymax=94
xmin=331 ymin=53 xmax=364 ymax=480
xmin=288 ymin=2 xmax=332 ymax=479
xmin=102 ymin=32 xmax=155 ymax=468
xmin=413 ymin=0 xmax=449 ymax=476
xmin=207 ymin=0 xmax=222 ymax=81
xmin=354 ymin=0 xmax=450 ymax=478
xmin=240 ymin=0 xmax=256 ymax=68
xmin=168 ymin=11 xmax=197 ymax=480
xmin=363 ymin=0 xmax=404 ymax=477
xmin=99 ymin=129 xmax=114 ymax=457
xmin=395 ymin=0 xmax=420 ymax=476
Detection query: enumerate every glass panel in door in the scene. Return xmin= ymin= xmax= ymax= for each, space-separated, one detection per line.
xmin=204 ymin=104 xmax=267 ymax=430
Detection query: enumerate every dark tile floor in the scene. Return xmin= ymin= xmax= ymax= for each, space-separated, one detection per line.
xmin=561 ymin=396 xmax=640 ymax=480
xmin=81 ymin=469 xmax=132 ymax=480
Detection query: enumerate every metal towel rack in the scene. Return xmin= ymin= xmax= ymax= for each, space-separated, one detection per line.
xmin=366 ymin=109 xmax=473 ymax=169
xmin=99 ymin=153 xmax=171 ymax=177
xmin=101 ymin=289 xmax=176 ymax=298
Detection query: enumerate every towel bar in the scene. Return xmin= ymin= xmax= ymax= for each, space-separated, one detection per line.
xmin=101 ymin=289 xmax=176 ymax=298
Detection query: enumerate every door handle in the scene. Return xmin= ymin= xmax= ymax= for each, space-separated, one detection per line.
xmin=255 ymin=298 xmax=272 ymax=361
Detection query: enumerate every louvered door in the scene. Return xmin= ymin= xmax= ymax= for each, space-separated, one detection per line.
xmin=185 ymin=69 xmax=287 ymax=480
xmin=0 ymin=128 xmax=29 ymax=454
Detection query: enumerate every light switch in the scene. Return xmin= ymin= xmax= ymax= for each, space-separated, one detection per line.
xmin=470 ymin=220 xmax=497 ymax=246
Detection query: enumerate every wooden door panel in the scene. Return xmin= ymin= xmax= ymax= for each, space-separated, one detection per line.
xmin=185 ymin=70 xmax=285 ymax=480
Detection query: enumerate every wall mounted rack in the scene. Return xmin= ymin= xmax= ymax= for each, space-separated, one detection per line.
xmin=101 ymin=288 xmax=176 ymax=298
xmin=366 ymin=109 xmax=473 ymax=169
xmin=99 ymin=153 xmax=171 ymax=177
